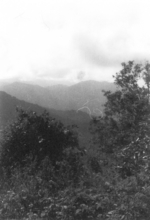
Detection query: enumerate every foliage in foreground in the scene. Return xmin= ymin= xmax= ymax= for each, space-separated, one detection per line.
xmin=91 ymin=60 xmax=150 ymax=177
xmin=1 ymin=163 xmax=150 ymax=220
xmin=0 ymin=60 xmax=150 ymax=219
xmin=0 ymin=109 xmax=82 ymax=176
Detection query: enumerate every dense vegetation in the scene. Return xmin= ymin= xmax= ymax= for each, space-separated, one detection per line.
xmin=0 ymin=60 xmax=150 ymax=219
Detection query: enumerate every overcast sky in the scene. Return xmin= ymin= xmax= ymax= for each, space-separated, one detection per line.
xmin=0 ymin=0 xmax=150 ymax=85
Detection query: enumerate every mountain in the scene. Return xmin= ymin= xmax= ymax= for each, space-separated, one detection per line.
xmin=0 ymin=91 xmax=47 ymax=128
xmin=0 ymin=80 xmax=116 ymax=116
xmin=68 ymin=80 xmax=116 ymax=115
xmin=0 ymin=91 xmax=91 ymax=145
xmin=0 ymin=81 xmax=60 ymax=108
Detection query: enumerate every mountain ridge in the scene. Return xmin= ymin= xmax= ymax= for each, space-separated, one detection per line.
xmin=0 ymin=80 xmax=116 ymax=116
xmin=0 ymin=91 xmax=91 ymax=145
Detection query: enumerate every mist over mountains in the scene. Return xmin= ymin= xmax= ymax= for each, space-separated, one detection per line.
xmin=0 ymin=79 xmax=116 ymax=148
xmin=0 ymin=80 xmax=116 ymax=116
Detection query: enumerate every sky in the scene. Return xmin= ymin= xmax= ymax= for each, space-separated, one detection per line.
xmin=0 ymin=0 xmax=150 ymax=85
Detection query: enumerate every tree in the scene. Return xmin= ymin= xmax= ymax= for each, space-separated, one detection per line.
xmin=0 ymin=108 xmax=81 ymax=174
xmin=91 ymin=61 xmax=150 ymax=177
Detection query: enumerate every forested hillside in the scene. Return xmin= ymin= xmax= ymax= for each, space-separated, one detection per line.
xmin=1 ymin=80 xmax=116 ymax=116
xmin=0 ymin=61 xmax=150 ymax=220
xmin=0 ymin=91 xmax=91 ymax=146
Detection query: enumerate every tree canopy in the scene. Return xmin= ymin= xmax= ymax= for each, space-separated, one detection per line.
xmin=91 ymin=60 xmax=150 ymax=177
xmin=0 ymin=108 xmax=80 ymax=171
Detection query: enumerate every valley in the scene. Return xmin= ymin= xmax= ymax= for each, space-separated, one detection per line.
xmin=0 ymin=80 xmax=116 ymax=147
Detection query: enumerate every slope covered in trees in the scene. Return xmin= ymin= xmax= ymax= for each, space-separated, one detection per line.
xmin=1 ymin=80 xmax=116 ymax=116
xmin=0 ymin=61 xmax=150 ymax=219
xmin=0 ymin=91 xmax=91 ymax=145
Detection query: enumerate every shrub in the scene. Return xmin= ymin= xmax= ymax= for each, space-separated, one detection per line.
xmin=0 ymin=108 xmax=81 ymax=175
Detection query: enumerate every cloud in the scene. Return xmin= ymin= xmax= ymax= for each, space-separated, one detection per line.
xmin=1 ymin=0 xmax=150 ymax=84
xmin=35 ymin=68 xmax=70 ymax=79
xmin=77 ymin=71 xmax=85 ymax=81
xmin=75 ymin=33 xmax=132 ymax=69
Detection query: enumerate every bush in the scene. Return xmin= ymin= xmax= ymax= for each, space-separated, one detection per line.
xmin=0 ymin=108 xmax=81 ymax=175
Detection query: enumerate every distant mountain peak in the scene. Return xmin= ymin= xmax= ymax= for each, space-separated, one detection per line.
xmin=1 ymin=80 xmax=116 ymax=116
